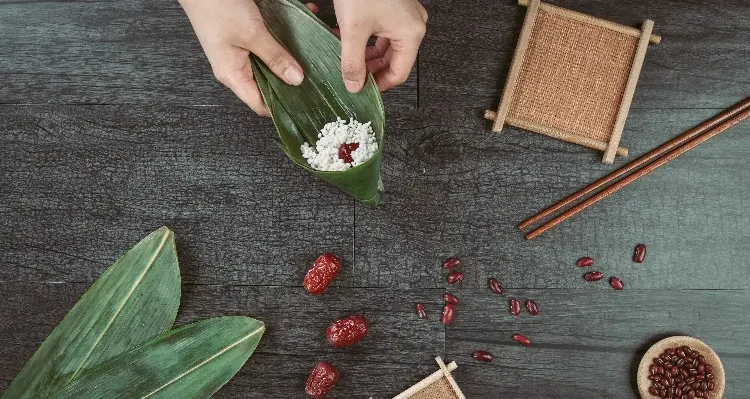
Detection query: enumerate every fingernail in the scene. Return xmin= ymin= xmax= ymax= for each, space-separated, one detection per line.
xmin=284 ymin=65 xmax=304 ymax=85
xmin=345 ymin=79 xmax=361 ymax=93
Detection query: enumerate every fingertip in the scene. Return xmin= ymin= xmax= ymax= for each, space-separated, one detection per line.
xmin=374 ymin=70 xmax=402 ymax=92
xmin=304 ymin=3 xmax=318 ymax=14
xmin=284 ymin=64 xmax=305 ymax=86
xmin=344 ymin=78 xmax=363 ymax=93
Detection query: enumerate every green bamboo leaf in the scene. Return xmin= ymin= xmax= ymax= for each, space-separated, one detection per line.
xmin=53 ymin=317 xmax=265 ymax=399
xmin=251 ymin=0 xmax=386 ymax=206
xmin=3 ymin=227 xmax=181 ymax=398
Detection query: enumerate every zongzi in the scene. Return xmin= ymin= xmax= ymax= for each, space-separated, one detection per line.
xmin=251 ymin=0 xmax=386 ymax=206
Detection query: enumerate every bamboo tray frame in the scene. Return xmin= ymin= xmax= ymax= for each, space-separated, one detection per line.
xmin=392 ymin=357 xmax=465 ymax=399
xmin=485 ymin=0 xmax=661 ymax=163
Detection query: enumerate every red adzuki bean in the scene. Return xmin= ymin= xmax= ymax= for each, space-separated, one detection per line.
xmin=583 ymin=271 xmax=604 ymax=281
xmin=443 ymin=257 xmax=461 ymax=270
xmin=609 ymin=276 xmax=624 ymax=290
xmin=576 ymin=257 xmax=594 ymax=267
xmin=647 ymin=345 xmax=716 ymax=399
xmin=525 ymin=299 xmax=539 ymax=316
xmin=488 ymin=278 xmax=504 ymax=295
xmin=443 ymin=293 xmax=459 ymax=305
xmin=633 ymin=243 xmax=647 ymax=263
xmin=447 ymin=272 xmax=464 ymax=285
xmin=512 ymin=333 xmax=532 ymax=347
xmin=509 ymin=298 xmax=521 ymax=316
xmin=415 ymin=303 xmax=427 ymax=319
xmin=472 ymin=351 xmax=494 ymax=362
xmin=441 ymin=304 xmax=455 ymax=325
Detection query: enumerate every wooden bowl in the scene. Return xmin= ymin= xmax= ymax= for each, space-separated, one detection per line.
xmin=637 ymin=336 xmax=725 ymax=398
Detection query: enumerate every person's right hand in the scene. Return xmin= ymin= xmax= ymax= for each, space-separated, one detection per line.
xmin=179 ymin=0 xmax=306 ymax=116
xmin=333 ymin=0 xmax=428 ymax=93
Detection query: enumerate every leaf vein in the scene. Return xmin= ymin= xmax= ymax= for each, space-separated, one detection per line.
xmin=142 ymin=327 xmax=264 ymax=398
xmin=67 ymin=229 xmax=172 ymax=382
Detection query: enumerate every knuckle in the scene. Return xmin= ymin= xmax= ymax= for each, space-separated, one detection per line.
xmin=342 ymin=62 xmax=364 ymax=78
xmin=387 ymin=69 xmax=409 ymax=86
xmin=419 ymin=6 xmax=429 ymax=23
xmin=243 ymin=25 xmax=259 ymax=41
xmin=394 ymin=72 xmax=409 ymax=85
xmin=243 ymin=15 xmax=265 ymax=39
xmin=266 ymin=51 xmax=287 ymax=70
xmin=408 ymin=22 xmax=427 ymax=39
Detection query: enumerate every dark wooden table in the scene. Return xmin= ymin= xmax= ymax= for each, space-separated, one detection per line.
xmin=1 ymin=1 xmax=748 ymax=398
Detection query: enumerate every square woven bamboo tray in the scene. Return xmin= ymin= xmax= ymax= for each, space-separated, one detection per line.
xmin=485 ymin=0 xmax=660 ymax=163
xmin=392 ymin=357 xmax=465 ymax=399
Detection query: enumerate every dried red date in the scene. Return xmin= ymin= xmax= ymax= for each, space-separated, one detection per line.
xmin=303 ymin=253 xmax=342 ymax=295
xmin=338 ymin=142 xmax=359 ymax=164
xmin=509 ymin=298 xmax=520 ymax=316
xmin=326 ymin=315 xmax=368 ymax=348
xmin=305 ymin=362 xmax=339 ymax=399
xmin=472 ymin=351 xmax=494 ymax=362
xmin=583 ymin=271 xmax=604 ymax=281
xmin=443 ymin=257 xmax=461 ymax=270
xmin=512 ymin=333 xmax=531 ymax=347
xmin=488 ymin=278 xmax=504 ymax=295
xmin=442 ymin=304 xmax=455 ymax=325
xmin=576 ymin=257 xmax=594 ymax=267
xmin=443 ymin=293 xmax=459 ymax=305
xmin=415 ymin=303 xmax=427 ymax=319
xmin=525 ymin=299 xmax=539 ymax=316
xmin=447 ymin=272 xmax=464 ymax=285
xmin=633 ymin=243 xmax=647 ymax=263
xmin=609 ymin=276 xmax=624 ymax=290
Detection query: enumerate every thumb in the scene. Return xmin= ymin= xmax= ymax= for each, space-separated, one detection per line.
xmin=246 ymin=30 xmax=304 ymax=86
xmin=339 ymin=28 xmax=370 ymax=93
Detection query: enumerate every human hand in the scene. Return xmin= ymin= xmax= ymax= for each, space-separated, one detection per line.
xmin=333 ymin=0 xmax=428 ymax=93
xmin=179 ymin=0 xmax=310 ymax=116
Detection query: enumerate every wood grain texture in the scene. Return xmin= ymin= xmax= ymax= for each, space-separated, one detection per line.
xmin=419 ymin=0 xmax=750 ymax=110
xmin=0 ymin=105 xmax=354 ymax=286
xmin=0 ymin=0 xmax=416 ymax=108
xmin=355 ymin=106 xmax=750 ymax=289
xmin=446 ymin=289 xmax=750 ymax=398
xmin=1 ymin=0 xmax=749 ymax=397
xmin=0 ymin=282 xmax=445 ymax=398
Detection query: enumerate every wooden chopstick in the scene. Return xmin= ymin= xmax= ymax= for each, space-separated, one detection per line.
xmin=519 ymin=97 xmax=750 ymax=231
xmin=522 ymin=98 xmax=750 ymax=240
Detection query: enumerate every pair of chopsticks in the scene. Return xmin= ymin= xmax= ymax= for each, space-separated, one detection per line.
xmin=519 ymin=97 xmax=750 ymax=240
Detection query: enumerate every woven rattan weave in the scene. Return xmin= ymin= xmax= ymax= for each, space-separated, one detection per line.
xmin=392 ymin=357 xmax=465 ymax=399
xmin=486 ymin=0 xmax=660 ymax=163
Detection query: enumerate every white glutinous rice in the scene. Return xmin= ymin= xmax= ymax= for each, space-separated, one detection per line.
xmin=300 ymin=118 xmax=378 ymax=172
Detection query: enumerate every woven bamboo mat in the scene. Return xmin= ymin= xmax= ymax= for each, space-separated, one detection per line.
xmin=486 ymin=0 xmax=660 ymax=163
xmin=392 ymin=357 xmax=465 ymax=399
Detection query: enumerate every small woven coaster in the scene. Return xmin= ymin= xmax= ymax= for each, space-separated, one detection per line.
xmin=392 ymin=357 xmax=465 ymax=399
xmin=485 ymin=0 xmax=660 ymax=163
